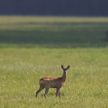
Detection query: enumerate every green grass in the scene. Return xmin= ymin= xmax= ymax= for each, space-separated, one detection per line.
xmin=0 ymin=16 xmax=108 ymax=48
xmin=0 ymin=16 xmax=108 ymax=108
xmin=0 ymin=48 xmax=108 ymax=108
xmin=0 ymin=29 xmax=107 ymax=48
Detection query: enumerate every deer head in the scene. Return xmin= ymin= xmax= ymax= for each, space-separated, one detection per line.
xmin=61 ymin=65 xmax=70 ymax=73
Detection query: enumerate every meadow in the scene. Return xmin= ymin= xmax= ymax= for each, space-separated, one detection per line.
xmin=0 ymin=16 xmax=108 ymax=108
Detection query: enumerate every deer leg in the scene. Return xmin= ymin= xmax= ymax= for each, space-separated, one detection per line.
xmin=56 ymin=88 xmax=61 ymax=97
xmin=36 ymin=86 xmax=44 ymax=97
xmin=44 ymin=88 xmax=49 ymax=98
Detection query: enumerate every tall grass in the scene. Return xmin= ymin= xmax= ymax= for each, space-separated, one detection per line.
xmin=0 ymin=48 xmax=108 ymax=108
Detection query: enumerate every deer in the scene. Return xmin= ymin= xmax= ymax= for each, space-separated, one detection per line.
xmin=35 ymin=65 xmax=70 ymax=97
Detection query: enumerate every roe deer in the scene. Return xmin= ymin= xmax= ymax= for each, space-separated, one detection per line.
xmin=35 ymin=65 xmax=70 ymax=97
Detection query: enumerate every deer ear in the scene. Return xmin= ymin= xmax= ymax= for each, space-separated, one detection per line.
xmin=61 ymin=65 xmax=64 ymax=69
xmin=66 ymin=65 xmax=70 ymax=69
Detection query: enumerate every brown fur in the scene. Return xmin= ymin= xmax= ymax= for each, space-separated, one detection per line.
xmin=35 ymin=65 xmax=70 ymax=97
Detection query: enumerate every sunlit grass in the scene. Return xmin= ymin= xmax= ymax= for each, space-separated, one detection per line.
xmin=0 ymin=48 xmax=108 ymax=108
xmin=0 ymin=16 xmax=108 ymax=31
xmin=0 ymin=16 xmax=108 ymax=24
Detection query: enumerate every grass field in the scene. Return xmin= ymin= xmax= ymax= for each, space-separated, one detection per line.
xmin=0 ymin=16 xmax=108 ymax=108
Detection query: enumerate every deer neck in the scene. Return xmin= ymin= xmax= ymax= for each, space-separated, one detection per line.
xmin=61 ymin=71 xmax=66 ymax=82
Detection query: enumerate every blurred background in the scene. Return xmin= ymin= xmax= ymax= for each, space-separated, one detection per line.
xmin=0 ymin=0 xmax=108 ymax=48
xmin=0 ymin=0 xmax=108 ymax=16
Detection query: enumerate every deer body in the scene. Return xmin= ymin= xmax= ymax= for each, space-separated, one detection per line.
xmin=35 ymin=65 xmax=70 ymax=97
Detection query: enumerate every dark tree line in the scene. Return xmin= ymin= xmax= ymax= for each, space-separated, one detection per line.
xmin=0 ymin=0 xmax=108 ymax=16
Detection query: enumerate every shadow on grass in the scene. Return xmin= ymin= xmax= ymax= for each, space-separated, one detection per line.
xmin=0 ymin=30 xmax=107 ymax=48
xmin=35 ymin=92 xmax=65 ymax=98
